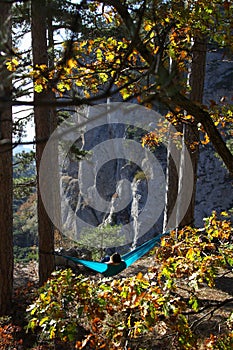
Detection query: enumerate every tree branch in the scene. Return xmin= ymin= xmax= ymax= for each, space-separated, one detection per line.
xmin=101 ymin=0 xmax=233 ymax=175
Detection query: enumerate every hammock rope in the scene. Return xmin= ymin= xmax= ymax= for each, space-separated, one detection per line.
xmin=60 ymin=231 xmax=169 ymax=277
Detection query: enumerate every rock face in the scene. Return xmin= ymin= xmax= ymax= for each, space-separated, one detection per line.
xmin=194 ymin=48 xmax=233 ymax=226
xmin=203 ymin=49 xmax=233 ymax=105
xmin=195 ymin=144 xmax=232 ymax=227
xmin=60 ymin=49 xmax=233 ymax=247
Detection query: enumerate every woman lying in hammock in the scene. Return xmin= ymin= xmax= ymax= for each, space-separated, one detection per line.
xmin=59 ymin=232 xmax=168 ymax=277
xmin=101 ymin=252 xmax=122 ymax=265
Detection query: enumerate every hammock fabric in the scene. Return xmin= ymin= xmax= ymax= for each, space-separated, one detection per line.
xmin=61 ymin=232 xmax=168 ymax=277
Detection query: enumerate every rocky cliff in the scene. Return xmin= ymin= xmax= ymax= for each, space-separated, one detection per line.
xmin=60 ymin=48 xmax=233 ymax=249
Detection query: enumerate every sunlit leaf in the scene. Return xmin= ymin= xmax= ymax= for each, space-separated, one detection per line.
xmin=34 ymin=84 xmax=43 ymax=93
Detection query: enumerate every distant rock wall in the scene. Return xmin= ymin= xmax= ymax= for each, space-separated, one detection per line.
xmin=195 ymin=48 xmax=233 ymax=226
xmin=203 ymin=49 xmax=233 ymax=105
xmin=61 ymin=48 xmax=233 ymax=243
xmin=195 ymin=144 xmax=233 ymax=227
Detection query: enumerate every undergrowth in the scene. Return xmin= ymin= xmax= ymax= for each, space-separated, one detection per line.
xmin=24 ymin=212 xmax=233 ymax=350
xmin=1 ymin=212 xmax=233 ymax=349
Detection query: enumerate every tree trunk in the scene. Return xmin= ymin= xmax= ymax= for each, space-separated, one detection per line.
xmin=178 ymin=37 xmax=207 ymax=227
xmin=176 ymin=123 xmax=196 ymax=227
xmin=46 ymin=0 xmax=62 ymax=250
xmin=163 ymin=123 xmax=181 ymax=231
xmin=0 ymin=2 xmax=13 ymax=315
xmin=163 ymin=37 xmax=207 ymax=230
xmin=31 ymin=0 xmax=55 ymax=285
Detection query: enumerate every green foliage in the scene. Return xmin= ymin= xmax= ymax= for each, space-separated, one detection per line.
xmin=26 ymin=213 xmax=233 ymax=349
xmin=13 ymin=151 xmax=35 ymax=178
xmin=13 ymin=193 xmax=38 ymax=263
xmin=14 ymin=246 xmax=38 ymax=263
xmin=67 ymin=143 xmax=89 ymax=162
xmin=13 ymin=150 xmax=36 ymax=202
xmin=154 ymin=211 xmax=233 ymax=291
xmin=21 ymin=0 xmax=233 ymax=103
xmin=59 ymin=115 xmax=89 ymax=162
xmin=79 ymin=224 xmax=124 ymax=259
xmin=134 ymin=170 xmax=146 ymax=181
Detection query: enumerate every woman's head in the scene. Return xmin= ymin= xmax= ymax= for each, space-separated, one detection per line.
xmin=110 ymin=252 xmax=121 ymax=264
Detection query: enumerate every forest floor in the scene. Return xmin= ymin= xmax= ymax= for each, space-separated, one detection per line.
xmin=0 ymin=258 xmax=233 ymax=349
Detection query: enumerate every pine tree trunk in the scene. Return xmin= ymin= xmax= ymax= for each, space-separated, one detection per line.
xmin=179 ymin=37 xmax=207 ymax=227
xmin=31 ymin=0 xmax=55 ymax=285
xmin=163 ymin=37 xmax=207 ymax=230
xmin=0 ymin=2 xmax=13 ymax=315
xmin=163 ymin=123 xmax=181 ymax=231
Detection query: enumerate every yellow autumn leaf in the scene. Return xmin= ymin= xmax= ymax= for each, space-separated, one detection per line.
xmin=186 ymin=247 xmax=195 ymax=261
xmin=117 ymin=41 xmax=128 ymax=49
xmin=5 ymin=61 xmax=14 ymax=71
xmin=153 ymin=46 xmax=159 ymax=55
xmin=99 ymin=72 xmax=108 ymax=82
xmin=36 ymin=64 xmax=47 ymax=71
xmin=105 ymin=52 xmax=115 ymax=62
xmin=220 ymin=211 xmax=229 ymax=217
xmin=76 ymin=80 xmax=83 ymax=87
xmin=5 ymin=58 xmax=19 ymax=72
xmin=107 ymin=37 xmax=117 ymax=46
xmin=103 ymin=13 xmax=113 ymax=23
xmin=120 ymin=88 xmax=131 ymax=100
xmin=34 ymin=84 xmax=43 ymax=93
xmin=96 ymin=48 xmax=103 ymax=62
xmin=144 ymin=22 xmax=153 ymax=31
xmin=79 ymin=40 xmax=86 ymax=48
xmin=67 ymin=58 xmax=77 ymax=69
xmin=150 ymin=31 xmax=155 ymax=39
xmin=12 ymin=58 xmax=19 ymax=65
xmin=49 ymin=326 xmax=56 ymax=339
xmin=84 ymin=90 xmax=90 ymax=98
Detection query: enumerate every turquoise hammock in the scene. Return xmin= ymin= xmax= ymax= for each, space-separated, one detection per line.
xmin=61 ymin=231 xmax=168 ymax=277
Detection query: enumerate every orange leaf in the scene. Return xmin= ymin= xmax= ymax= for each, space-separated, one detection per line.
xmin=201 ymin=134 xmax=210 ymax=145
xmin=137 ymin=272 xmax=143 ymax=280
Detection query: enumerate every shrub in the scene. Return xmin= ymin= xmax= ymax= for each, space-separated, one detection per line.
xmin=134 ymin=170 xmax=147 ymax=181
xmin=26 ymin=212 xmax=233 ymax=350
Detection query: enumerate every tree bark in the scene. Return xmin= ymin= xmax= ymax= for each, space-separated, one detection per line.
xmin=31 ymin=0 xmax=55 ymax=285
xmin=178 ymin=37 xmax=207 ymax=227
xmin=173 ymin=91 xmax=233 ymax=176
xmin=0 ymin=2 xmax=13 ymax=315
xmin=163 ymin=123 xmax=181 ymax=231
